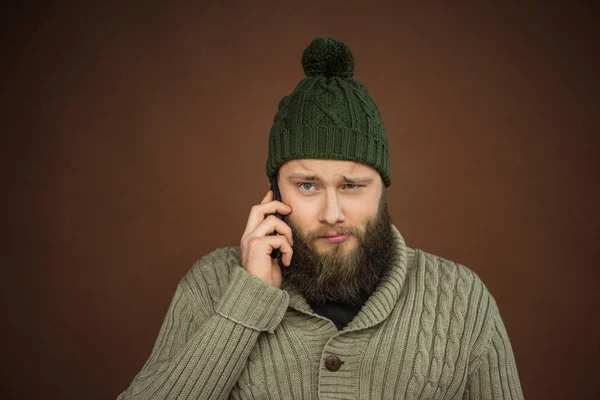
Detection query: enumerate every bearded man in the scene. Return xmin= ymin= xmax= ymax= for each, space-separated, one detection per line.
xmin=118 ymin=37 xmax=523 ymax=399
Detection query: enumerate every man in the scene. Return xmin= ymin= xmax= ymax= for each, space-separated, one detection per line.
xmin=118 ymin=37 xmax=523 ymax=399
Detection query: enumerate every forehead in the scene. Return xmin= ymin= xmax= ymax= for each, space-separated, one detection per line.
xmin=279 ymin=159 xmax=379 ymax=178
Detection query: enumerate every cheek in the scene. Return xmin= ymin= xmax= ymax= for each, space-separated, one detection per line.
xmin=345 ymin=197 xmax=379 ymax=222
xmin=286 ymin=202 xmax=319 ymax=229
xmin=291 ymin=209 xmax=317 ymax=224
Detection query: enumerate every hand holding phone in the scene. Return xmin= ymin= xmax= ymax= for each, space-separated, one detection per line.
xmin=239 ymin=183 xmax=293 ymax=288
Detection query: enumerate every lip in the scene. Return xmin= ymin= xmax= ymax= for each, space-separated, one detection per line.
xmin=319 ymin=233 xmax=350 ymax=243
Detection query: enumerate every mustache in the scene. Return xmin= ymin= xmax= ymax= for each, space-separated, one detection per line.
xmin=298 ymin=225 xmax=364 ymax=242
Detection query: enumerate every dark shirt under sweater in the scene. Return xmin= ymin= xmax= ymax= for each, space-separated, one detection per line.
xmin=308 ymin=293 xmax=370 ymax=330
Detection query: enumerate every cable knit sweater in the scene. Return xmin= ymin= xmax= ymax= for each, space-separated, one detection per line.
xmin=118 ymin=227 xmax=523 ymax=399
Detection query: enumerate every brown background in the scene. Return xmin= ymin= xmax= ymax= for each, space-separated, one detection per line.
xmin=3 ymin=1 xmax=599 ymax=399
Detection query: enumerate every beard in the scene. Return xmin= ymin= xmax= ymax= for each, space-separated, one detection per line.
xmin=281 ymin=193 xmax=397 ymax=305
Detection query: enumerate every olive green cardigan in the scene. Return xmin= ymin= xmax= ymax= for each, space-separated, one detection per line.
xmin=118 ymin=227 xmax=523 ymax=399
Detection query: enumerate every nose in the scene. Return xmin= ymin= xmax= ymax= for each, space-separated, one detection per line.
xmin=319 ymin=190 xmax=346 ymax=226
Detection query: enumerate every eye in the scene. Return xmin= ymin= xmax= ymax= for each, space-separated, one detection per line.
xmin=299 ymin=183 xmax=316 ymax=191
xmin=343 ymin=184 xmax=362 ymax=189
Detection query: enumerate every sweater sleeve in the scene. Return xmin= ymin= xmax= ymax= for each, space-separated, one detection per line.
xmin=464 ymin=300 xmax=524 ymax=400
xmin=117 ymin=264 xmax=289 ymax=400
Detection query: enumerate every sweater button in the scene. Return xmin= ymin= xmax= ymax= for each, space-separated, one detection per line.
xmin=325 ymin=355 xmax=343 ymax=372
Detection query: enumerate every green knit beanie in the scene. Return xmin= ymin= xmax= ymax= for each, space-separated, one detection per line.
xmin=266 ymin=37 xmax=391 ymax=186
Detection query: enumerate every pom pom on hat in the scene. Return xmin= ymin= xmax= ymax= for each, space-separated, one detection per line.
xmin=301 ymin=37 xmax=355 ymax=78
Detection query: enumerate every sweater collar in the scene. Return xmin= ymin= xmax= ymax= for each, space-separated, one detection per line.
xmin=283 ymin=225 xmax=410 ymax=330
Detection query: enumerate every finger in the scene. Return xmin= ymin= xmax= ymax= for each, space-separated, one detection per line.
xmin=247 ymin=191 xmax=275 ymax=235
xmin=280 ymin=242 xmax=293 ymax=267
xmin=261 ymin=190 xmax=273 ymax=204
xmin=260 ymin=235 xmax=294 ymax=267
xmin=245 ymin=235 xmax=293 ymax=266
xmin=247 ymin=215 xmax=294 ymax=247
xmin=243 ymin=201 xmax=292 ymax=236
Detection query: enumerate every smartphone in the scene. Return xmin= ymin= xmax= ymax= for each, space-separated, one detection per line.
xmin=270 ymin=176 xmax=284 ymax=259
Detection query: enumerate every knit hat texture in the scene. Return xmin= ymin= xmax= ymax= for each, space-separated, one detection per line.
xmin=266 ymin=37 xmax=391 ymax=186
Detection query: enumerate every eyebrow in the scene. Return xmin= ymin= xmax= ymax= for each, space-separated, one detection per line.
xmin=286 ymin=173 xmax=374 ymax=183
xmin=341 ymin=175 xmax=374 ymax=183
xmin=288 ymin=173 xmax=319 ymax=181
